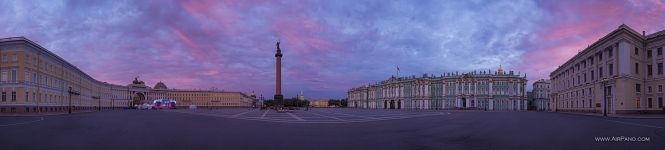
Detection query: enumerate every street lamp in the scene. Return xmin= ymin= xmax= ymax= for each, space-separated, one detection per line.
xmin=68 ymin=87 xmax=80 ymax=114
xmin=93 ymin=96 xmax=100 ymax=111
xmin=601 ymin=77 xmax=609 ymax=117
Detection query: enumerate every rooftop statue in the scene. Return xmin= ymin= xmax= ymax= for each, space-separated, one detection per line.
xmin=132 ymin=76 xmax=144 ymax=85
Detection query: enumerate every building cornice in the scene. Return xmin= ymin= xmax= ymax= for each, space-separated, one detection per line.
xmin=551 ymin=24 xmax=647 ymax=77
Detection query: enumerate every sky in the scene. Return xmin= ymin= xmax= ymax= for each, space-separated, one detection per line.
xmin=1 ymin=0 xmax=664 ymax=99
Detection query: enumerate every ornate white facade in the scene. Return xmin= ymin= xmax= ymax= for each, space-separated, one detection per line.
xmin=348 ymin=67 xmax=528 ymax=111
xmin=532 ymin=79 xmax=550 ymax=111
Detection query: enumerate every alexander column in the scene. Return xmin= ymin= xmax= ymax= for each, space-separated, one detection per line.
xmin=274 ymin=41 xmax=284 ymax=109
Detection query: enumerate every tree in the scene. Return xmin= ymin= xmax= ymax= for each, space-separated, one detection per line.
xmin=264 ymin=100 xmax=274 ymax=107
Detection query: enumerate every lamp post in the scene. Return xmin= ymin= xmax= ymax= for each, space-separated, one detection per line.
xmin=68 ymin=87 xmax=80 ymax=114
xmin=94 ymin=96 xmax=100 ymax=111
xmin=601 ymin=77 xmax=609 ymax=117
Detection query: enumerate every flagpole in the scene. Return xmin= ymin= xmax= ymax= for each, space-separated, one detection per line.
xmin=396 ymin=65 xmax=400 ymax=77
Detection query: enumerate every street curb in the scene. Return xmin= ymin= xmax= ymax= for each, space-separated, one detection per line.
xmin=0 ymin=110 xmax=116 ymax=117
xmin=554 ymin=111 xmax=665 ymax=119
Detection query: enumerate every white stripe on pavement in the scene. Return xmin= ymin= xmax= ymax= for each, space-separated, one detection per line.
xmin=286 ymin=113 xmax=305 ymax=121
xmin=260 ymin=110 xmax=269 ymax=119
xmin=0 ymin=117 xmax=44 ymax=127
xmin=231 ymin=110 xmax=254 ymax=117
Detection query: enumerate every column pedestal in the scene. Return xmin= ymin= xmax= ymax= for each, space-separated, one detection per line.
xmin=274 ymin=94 xmax=283 ymax=109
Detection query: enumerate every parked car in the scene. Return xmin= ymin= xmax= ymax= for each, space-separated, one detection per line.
xmin=140 ymin=103 xmax=152 ymax=110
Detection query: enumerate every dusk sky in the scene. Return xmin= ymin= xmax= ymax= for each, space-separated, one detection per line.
xmin=1 ymin=0 xmax=664 ymax=99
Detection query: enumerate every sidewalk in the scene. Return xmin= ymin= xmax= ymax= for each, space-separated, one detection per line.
xmin=556 ymin=111 xmax=665 ymax=119
xmin=0 ymin=110 xmax=104 ymax=117
xmin=0 ymin=113 xmax=67 ymax=117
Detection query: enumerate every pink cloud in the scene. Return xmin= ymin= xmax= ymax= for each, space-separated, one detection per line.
xmin=518 ymin=0 xmax=665 ymax=85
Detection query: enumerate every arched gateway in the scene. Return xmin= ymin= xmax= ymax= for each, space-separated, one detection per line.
xmin=131 ymin=92 xmax=146 ymax=106
xmin=128 ymin=77 xmax=149 ymax=107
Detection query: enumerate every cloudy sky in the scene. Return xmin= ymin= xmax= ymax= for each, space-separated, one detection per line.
xmin=1 ymin=0 xmax=664 ymax=99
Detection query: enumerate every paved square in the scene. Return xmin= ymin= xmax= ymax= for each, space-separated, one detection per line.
xmin=1 ymin=109 xmax=664 ymax=150
xmin=163 ymin=108 xmax=450 ymax=123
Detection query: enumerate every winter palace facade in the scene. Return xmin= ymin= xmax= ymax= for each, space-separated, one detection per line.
xmin=348 ymin=66 xmax=528 ymax=111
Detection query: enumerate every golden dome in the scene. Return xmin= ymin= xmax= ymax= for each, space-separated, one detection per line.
xmin=498 ymin=65 xmax=505 ymax=75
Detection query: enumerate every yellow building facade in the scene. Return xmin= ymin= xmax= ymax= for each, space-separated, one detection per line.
xmin=0 ymin=37 xmax=256 ymax=113
xmin=550 ymin=25 xmax=665 ymax=114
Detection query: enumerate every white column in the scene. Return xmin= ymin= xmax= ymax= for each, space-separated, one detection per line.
xmin=512 ymin=100 xmax=516 ymax=110
xmin=455 ymin=82 xmax=459 ymax=95
xmin=442 ymin=83 xmax=446 ymax=96
xmin=456 ymin=98 xmax=460 ymax=108
xmin=524 ymin=100 xmax=528 ymax=110
xmin=474 ymin=82 xmax=478 ymax=95
xmin=489 ymin=99 xmax=494 ymax=110
xmin=489 ymin=82 xmax=493 ymax=96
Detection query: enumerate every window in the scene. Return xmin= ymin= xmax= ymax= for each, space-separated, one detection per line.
xmin=11 ymin=92 xmax=16 ymax=102
xmin=659 ymin=97 xmax=663 ymax=108
xmin=648 ymin=98 xmax=653 ymax=108
xmin=583 ymin=61 xmax=587 ymax=67
xmin=25 ymin=71 xmax=29 ymax=82
xmin=576 ymin=64 xmax=580 ymax=71
xmin=648 ymin=64 xmax=653 ymax=76
xmin=636 ymin=84 xmax=641 ymax=93
xmin=609 ymin=64 xmax=614 ymax=75
xmin=11 ymin=54 xmax=16 ymax=62
xmin=659 ymin=47 xmax=663 ymax=56
xmin=599 ymin=53 xmax=603 ymax=61
xmin=659 ymin=63 xmax=663 ymax=75
xmin=0 ymin=71 xmax=6 ymax=82
xmin=648 ymin=86 xmax=652 ymax=93
xmin=660 ymin=85 xmax=663 ymax=92
xmin=25 ymin=92 xmax=28 ymax=102
xmin=635 ymin=47 xmax=639 ymax=56
xmin=635 ymin=63 xmax=639 ymax=75
xmin=608 ymin=47 xmax=613 ymax=57
xmin=599 ymin=67 xmax=603 ymax=78
xmin=11 ymin=69 xmax=16 ymax=82
xmin=1 ymin=92 xmax=5 ymax=102
xmin=591 ymin=71 xmax=595 ymax=80
xmin=648 ymin=50 xmax=652 ymax=58
xmin=577 ymin=75 xmax=580 ymax=85
xmin=584 ymin=73 xmax=587 ymax=83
